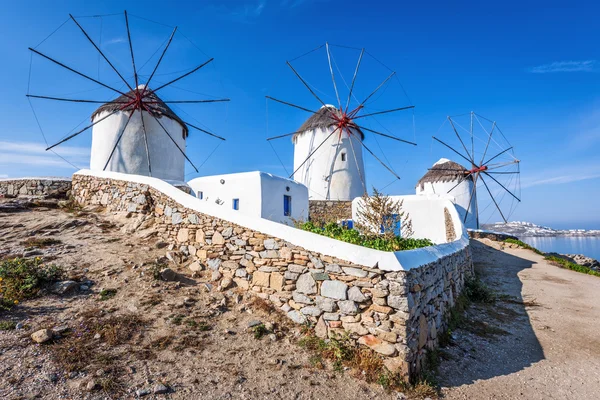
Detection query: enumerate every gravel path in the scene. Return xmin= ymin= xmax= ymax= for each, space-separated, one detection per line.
xmin=440 ymin=239 xmax=600 ymax=399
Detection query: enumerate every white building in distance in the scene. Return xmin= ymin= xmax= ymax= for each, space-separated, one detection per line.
xmin=89 ymin=85 xmax=187 ymax=182
xmin=187 ymin=171 xmax=308 ymax=225
xmin=293 ymin=105 xmax=366 ymax=201
xmin=415 ymin=158 xmax=478 ymax=229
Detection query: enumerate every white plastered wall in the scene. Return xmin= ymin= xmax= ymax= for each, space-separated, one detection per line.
xmin=90 ymin=109 xmax=186 ymax=182
xmin=416 ymin=179 xmax=478 ymax=230
xmin=352 ymin=194 xmax=465 ymax=245
xmin=187 ymin=171 xmax=309 ymax=225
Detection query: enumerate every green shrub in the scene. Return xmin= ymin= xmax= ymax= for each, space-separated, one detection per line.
xmin=544 ymin=255 xmax=600 ymax=278
xmin=0 ymin=320 xmax=17 ymax=330
xmin=297 ymin=221 xmax=433 ymax=252
xmin=503 ymin=238 xmax=544 ymax=255
xmin=0 ymin=258 xmax=64 ymax=310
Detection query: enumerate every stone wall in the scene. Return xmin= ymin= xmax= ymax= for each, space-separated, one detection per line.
xmin=308 ymin=200 xmax=353 ymax=225
xmin=468 ymin=230 xmax=517 ymax=242
xmin=72 ymin=173 xmax=472 ymax=380
xmin=0 ymin=178 xmax=71 ymax=199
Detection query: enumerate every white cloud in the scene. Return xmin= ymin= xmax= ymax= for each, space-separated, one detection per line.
xmin=529 ymin=60 xmax=597 ymax=73
xmin=522 ymin=174 xmax=600 ymax=189
xmin=103 ymin=37 xmax=126 ymax=46
xmin=0 ymin=141 xmax=89 ymax=169
xmin=0 ymin=174 xmax=8 ymax=178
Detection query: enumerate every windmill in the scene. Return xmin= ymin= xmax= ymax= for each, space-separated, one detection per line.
xmin=26 ymin=11 xmax=228 ymax=181
xmin=423 ymin=112 xmax=521 ymax=228
xmin=266 ymin=43 xmax=416 ymax=201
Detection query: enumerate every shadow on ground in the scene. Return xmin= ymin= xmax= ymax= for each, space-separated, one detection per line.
xmin=437 ymin=239 xmax=545 ymax=387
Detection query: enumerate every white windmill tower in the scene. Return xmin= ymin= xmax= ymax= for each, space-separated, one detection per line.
xmin=416 ymin=158 xmax=478 ymax=229
xmin=27 ymin=11 xmax=228 ymax=182
xmin=292 ymin=105 xmax=366 ymax=200
xmin=423 ymin=112 xmax=521 ymax=229
xmin=266 ymin=43 xmax=416 ymax=202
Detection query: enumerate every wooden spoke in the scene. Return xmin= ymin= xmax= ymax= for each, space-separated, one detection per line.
xmin=29 ymin=48 xmax=133 ymax=98
xmin=356 ymin=125 xmax=417 ymax=146
xmin=182 ymin=121 xmax=226 ymax=141
xmin=265 ymin=96 xmax=316 ymax=114
xmin=70 ymin=14 xmax=134 ymax=92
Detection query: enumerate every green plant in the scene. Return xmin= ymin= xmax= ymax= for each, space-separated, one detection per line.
xmin=297 ymin=221 xmax=433 ymax=252
xmin=171 ymin=314 xmax=184 ymax=325
xmin=463 ymin=276 xmax=496 ymax=303
xmin=356 ymin=187 xmax=414 ymax=239
xmin=0 ymin=257 xmax=64 ymax=310
xmin=98 ymin=289 xmax=117 ymax=301
xmin=253 ymin=323 xmax=269 ymax=339
xmin=544 ymin=255 xmax=600 ymax=278
xmin=0 ymin=320 xmax=17 ymax=330
xmin=503 ymin=238 xmax=544 ymax=255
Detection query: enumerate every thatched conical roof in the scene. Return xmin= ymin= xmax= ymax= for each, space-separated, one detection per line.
xmin=293 ymin=105 xmax=364 ymax=142
xmin=91 ymin=85 xmax=188 ymax=138
xmin=416 ymin=158 xmax=470 ymax=188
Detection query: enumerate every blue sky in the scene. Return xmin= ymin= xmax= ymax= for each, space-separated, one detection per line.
xmin=0 ymin=0 xmax=599 ymax=229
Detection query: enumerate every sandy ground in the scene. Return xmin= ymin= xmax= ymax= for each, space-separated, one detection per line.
xmin=2 ymin=200 xmax=600 ymax=399
xmin=439 ymin=239 xmax=600 ymax=399
xmin=0 ymin=200 xmax=396 ymax=400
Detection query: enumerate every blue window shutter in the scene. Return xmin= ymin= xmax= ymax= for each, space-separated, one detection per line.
xmin=283 ymin=195 xmax=292 ymax=216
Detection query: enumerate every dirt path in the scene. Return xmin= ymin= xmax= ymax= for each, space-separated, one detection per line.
xmin=440 ymin=239 xmax=600 ymax=399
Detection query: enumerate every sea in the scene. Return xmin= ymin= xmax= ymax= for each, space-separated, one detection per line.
xmin=521 ymin=236 xmax=600 ymax=261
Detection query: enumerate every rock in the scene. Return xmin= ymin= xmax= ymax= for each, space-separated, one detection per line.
xmin=252 ymin=271 xmax=270 ymax=287
xmin=46 ymin=373 xmax=58 ymax=383
xmin=342 ymin=267 xmax=368 ymax=278
xmin=154 ymin=384 xmax=169 ymax=394
xmin=136 ymin=388 xmax=151 ymax=397
xmin=287 ymin=310 xmax=307 ymax=324
xmin=323 ymin=312 xmax=340 ymax=321
xmin=315 ymin=296 xmax=336 ymax=312
xmin=189 ymin=261 xmax=203 ymax=272
xmin=325 ymin=264 xmax=343 ymax=274
xmin=418 ymin=315 xmax=428 ymax=349
xmin=338 ymin=300 xmax=358 ymax=315
xmin=176 ymin=228 xmax=189 ymax=243
xmin=292 ymin=291 xmax=314 ymax=304
xmin=320 ymin=280 xmax=348 ymax=300
xmin=296 ymin=273 xmax=317 ymax=294
xmin=383 ymin=357 xmax=410 ymax=375
xmin=348 ymin=286 xmax=367 ymax=303
xmin=212 ymin=231 xmax=225 ymax=245
xmin=342 ymin=322 xmax=368 ymax=335
xmin=235 ymin=268 xmax=248 ymax=278
xmin=211 ymin=270 xmax=222 ymax=281
xmin=51 ymin=281 xmax=79 ymax=295
xmin=388 ymin=295 xmax=408 ymax=311
xmin=207 ymin=258 xmax=221 ymax=270
xmin=222 ymin=227 xmax=233 ymax=238
xmin=284 ymin=271 xmax=299 ymax=281
xmin=31 ymin=329 xmax=53 ymax=343
xmin=270 ymin=272 xmax=284 ymax=291
xmin=315 ymin=316 xmax=328 ymax=338
xmin=15 ymin=322 xmax=24 ymax=330
xmin=311 ymin=272 xmax=329 ymax=281
xmin=52 ymin=325 xmax=69 ymax=336
xmin=220 ymin=278 xmax=233 ymax=290
xmin=300 ymin=306 xmax=322 ymax=317
xmin=160 ymin=268 xmax=178 ymax=282
xmin=86 ymin=380 xmax=97 ymax=391
xmin=264 ymin=239 xmax=279 ymax=250
xmin=247 ymin=320 xmax=263 ymax=328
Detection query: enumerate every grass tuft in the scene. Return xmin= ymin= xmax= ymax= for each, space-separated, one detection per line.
xmin=544 ymin=255 xmax=600 ymax=278
xmin=0 ymin=257 xmax=64 ymax=310
xmin=98 ymin=289 xmax=117 ymax=301
xmin=0 ymin=320 xmax=17 ymax=330
xmin=503 ymin=238 xmax=544 ymax=255
xmin=21 ymin=237 xmax=62 ymax=248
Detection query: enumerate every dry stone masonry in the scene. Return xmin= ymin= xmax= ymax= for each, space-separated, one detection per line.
xmin=308 ymin=200 xmax=353 ymax=224
xmin=72 ymin=173 xmax=473 ymax=379
xmin=0 ymin=178 xmax=71 ymax=198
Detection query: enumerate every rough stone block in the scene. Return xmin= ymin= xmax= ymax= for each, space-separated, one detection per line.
xmin=320 ymin=280 xmax=348 ymax=300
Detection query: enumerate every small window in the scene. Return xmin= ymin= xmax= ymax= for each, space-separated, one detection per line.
xmin=197 ymin=191 xmax=203 ymax=200
xmin=283 ymin=195 xmax=292 ymax=217
xmin=232 ymin=198 xmax=239 ymax=210
xmin=341 ymin=152 xmax=346 ymax=161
